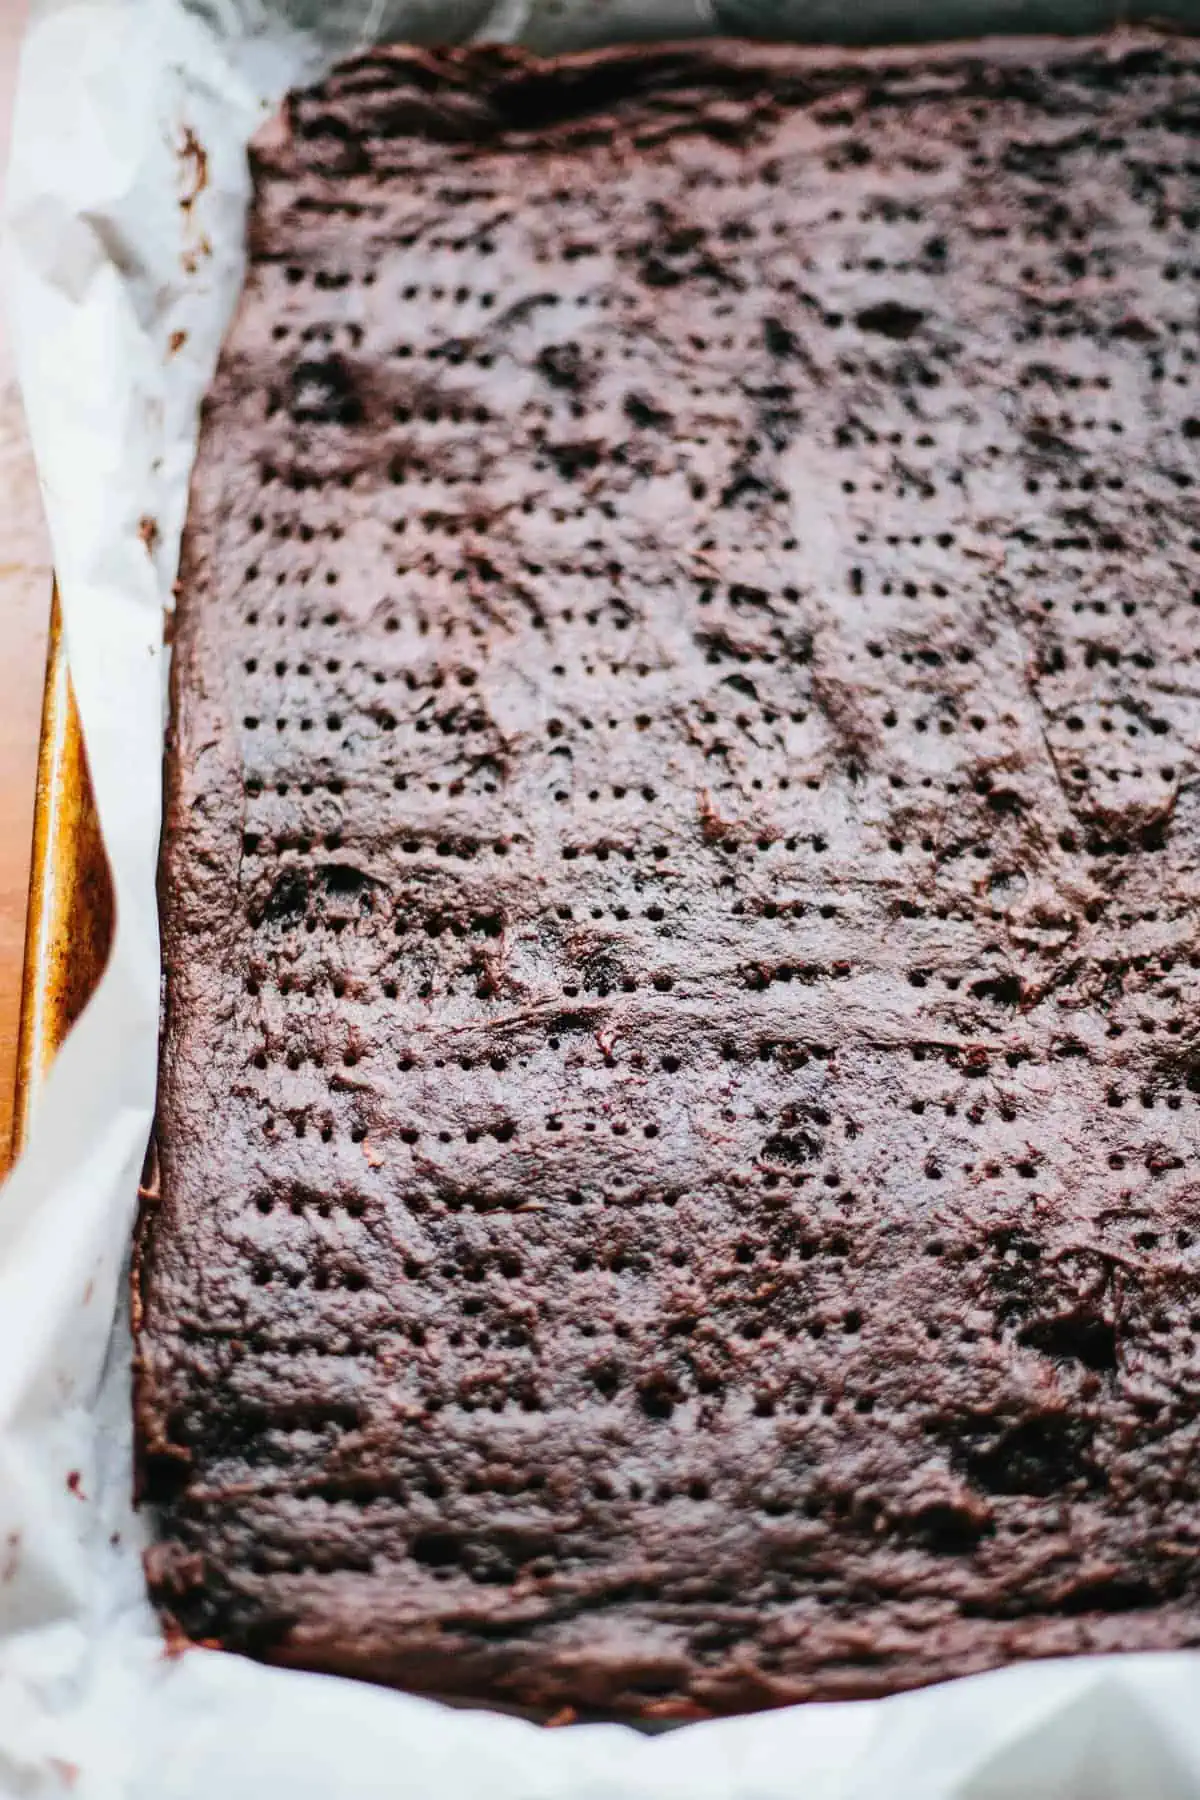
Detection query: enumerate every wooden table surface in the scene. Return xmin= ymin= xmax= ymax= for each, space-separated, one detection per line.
xmin=0 ymin=0 xmax=53 ymax=1168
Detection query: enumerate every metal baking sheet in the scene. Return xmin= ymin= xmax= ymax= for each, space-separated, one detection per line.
xmin=11 ymin=585 xmax=113 ymax=1161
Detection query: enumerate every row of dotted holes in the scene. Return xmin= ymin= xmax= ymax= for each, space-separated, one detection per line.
xmin=252 ymin=1260 xmax=368 ymax=1292
xmin=245 ymin=835 xmax=516 ymax=861
xmin=245 ymin=660 xmax=478 ymax=694
xmin=557 ymin=834 xmax=830 ymax=864
xmin=241 ymin=764 xmax=1182 ymax=806
xmin=243 ymin=605 xmax=339 ymax=627
xmin=880 ymin=709 xmax=1002 ymax=736
xmin=253 ymin=1191 xmax=364 ymax=1218
xmin=252 ymin=1037 xmax=1195 ymax=1112
xmin=243 ymin=835 xmax=879 ymax=865
xmin=262 ymin=1110 xmax=1172 ymax=1152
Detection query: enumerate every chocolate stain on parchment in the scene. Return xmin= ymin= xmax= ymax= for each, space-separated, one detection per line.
xmin=177 ymin=125 xmax=212 ymax=275
xmin=177 ymin=126 xmax=208 ymax=214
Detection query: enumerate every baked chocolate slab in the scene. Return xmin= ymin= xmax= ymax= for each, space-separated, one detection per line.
xmin=137 ymin=36 xmax=1200 ymax=1715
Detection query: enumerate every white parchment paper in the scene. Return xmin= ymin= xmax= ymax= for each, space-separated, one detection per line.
xmin=6 ymin=1 xmax=1200 ymax=1792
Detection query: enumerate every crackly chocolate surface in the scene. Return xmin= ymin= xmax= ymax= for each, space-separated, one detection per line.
xmin=137 ymin=36 xmax=1200 ymax=1716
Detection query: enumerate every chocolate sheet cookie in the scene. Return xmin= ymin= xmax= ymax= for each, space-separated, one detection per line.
xmin=137 ymin=35 xmax=1200 ymax=1716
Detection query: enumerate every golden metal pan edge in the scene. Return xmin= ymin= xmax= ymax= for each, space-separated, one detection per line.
xmin=11 ymin=585 xmax=114 ymax=1164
